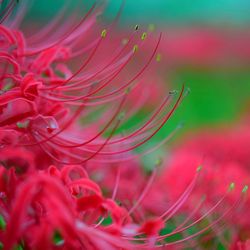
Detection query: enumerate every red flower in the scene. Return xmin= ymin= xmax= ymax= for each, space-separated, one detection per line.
xmin=156 ymin=123 xmax=250 ymax=247
xmin=0 ymin=1 xmax=247 ymax=249
xmin=0 ymin=2 xmax=184 ymax=167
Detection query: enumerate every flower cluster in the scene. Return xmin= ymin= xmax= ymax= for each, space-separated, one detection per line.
xmin=0 ymin=1 xmax=247 ymax=249
xmin=156 ymin=122 xmax=250 ymax=249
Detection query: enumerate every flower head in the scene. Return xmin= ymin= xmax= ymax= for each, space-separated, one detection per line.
xmin=156 ymin=122 xmax=250 ymax=248
xmin=0 ymin=0 xmax=184 ymax=168
xmin=0 ymin=1 xmax=247 ymax=249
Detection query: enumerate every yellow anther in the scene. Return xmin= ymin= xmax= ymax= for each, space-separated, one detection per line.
xmin=133 ymin=45 xmax=138 ymax=53
xmin=196 ymin=165 xmax=202 ymax=172
xmin=101 ymin=29 xmax=107 ymax=38
xmin=155 ymin=157 xmax=163 ymax=167
xmin=141 ymin=32 xmax=147 ymax=40
xmin=156 ymin=53 xmax=161 ymax=62
xmin=134 ymin=24 xmax=139 ymax=31
xmin=229 ymin=182 xmax=235 ymax=191
xmin=242 ymin=185 xmax=248 ymax=193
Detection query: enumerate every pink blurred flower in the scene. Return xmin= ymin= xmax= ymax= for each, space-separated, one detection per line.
xmin=156 ymin=122 xmax=250 ymax=248
xmin=144 ymin=28 xmax=250 ymax=67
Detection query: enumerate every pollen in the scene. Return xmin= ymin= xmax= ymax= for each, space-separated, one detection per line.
xmin=196 ymin=165 xmax=202 ymax=172
xmin=141 ymin=32 xmax=147 ymax=40
xmin=156 ymin=53 xmax=161 ymax=62
xmin=133 ymin=44 xmax=138 ymax=53
xmin=228 ymin=182 xmax=235 ymax=191
xmin=101 ymin=29 xmax=107 ymax=38
xmin=242 ymin=185 xmax=249 ymax=193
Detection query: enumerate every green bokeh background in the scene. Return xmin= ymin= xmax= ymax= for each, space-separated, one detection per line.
xmin=29 ymin=0 xmax=250 ymax=26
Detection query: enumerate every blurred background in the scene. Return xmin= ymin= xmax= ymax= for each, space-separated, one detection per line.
xmin=28 ymin=0 xmax=250 ymax=134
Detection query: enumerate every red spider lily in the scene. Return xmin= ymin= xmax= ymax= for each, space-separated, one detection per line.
xmin=0 ymin=153 xmax=246 ymax=250
xmin=0 ymin=1 xmax=248 ymax=249
xmin=156 ymin=122 xmax=250 ymax=248
xmin=0 ymin=0 xmax=185 ymax=167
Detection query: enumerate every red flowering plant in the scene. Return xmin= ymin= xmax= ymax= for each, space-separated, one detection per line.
xmin=0 ymin=1 xmax=247 ymax=249
xmin=152 ymin=121 xmax=250 ymax=249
